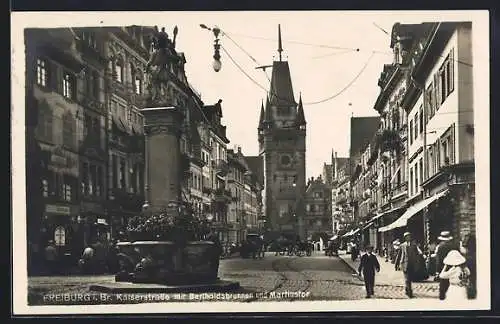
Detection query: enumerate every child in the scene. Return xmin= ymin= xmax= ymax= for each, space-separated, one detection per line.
xmin=358 ymin=245 xmax=380 ymax=298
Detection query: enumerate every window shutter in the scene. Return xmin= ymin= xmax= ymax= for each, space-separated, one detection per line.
xmin=434 ymin=73 xmax=441 ymax=111
xmin=449 ymin=49 xmax=455 ymax=93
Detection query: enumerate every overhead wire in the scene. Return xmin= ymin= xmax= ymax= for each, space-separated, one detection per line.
xmin=221 ymin=44 xmax=376 ymax=106
xmin=226 ymin=29 xmax=474 ymax=67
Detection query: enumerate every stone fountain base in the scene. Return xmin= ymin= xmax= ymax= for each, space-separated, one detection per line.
xmin=89 ymin=240 xmax=240 ymax=294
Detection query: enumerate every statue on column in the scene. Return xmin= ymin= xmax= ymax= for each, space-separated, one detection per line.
xmin=145 ymin=26 xmax=180 ymax=104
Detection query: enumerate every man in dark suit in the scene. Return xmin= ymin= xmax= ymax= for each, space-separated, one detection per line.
xmin=395 ymin=232 xmax=421 ymax=298
xmin=434 ymin=231 xmax=458 ymax=300
xmin=358 ymin=245 xmax=380 ymax=298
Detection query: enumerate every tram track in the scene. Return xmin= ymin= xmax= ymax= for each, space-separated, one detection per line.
xmin=244 ymin=256 xmax=313 ymax=302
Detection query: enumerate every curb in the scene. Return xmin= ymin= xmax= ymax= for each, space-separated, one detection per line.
xmin=337 ymin=255 xmax=359 ymax=274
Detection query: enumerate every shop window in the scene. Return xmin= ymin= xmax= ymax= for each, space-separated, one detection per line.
xmin=36 ymin=58 xmax=49 ymax=87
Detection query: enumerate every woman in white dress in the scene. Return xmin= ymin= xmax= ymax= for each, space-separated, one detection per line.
xmin=438 ymin=250 xmax=470 ymax=302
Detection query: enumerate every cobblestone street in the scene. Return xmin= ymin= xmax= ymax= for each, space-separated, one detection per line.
xmin=28 ymin=252 xmax=440 ymax=305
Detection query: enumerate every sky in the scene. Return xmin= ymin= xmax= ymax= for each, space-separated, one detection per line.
xmin=12 ymin=11 xmax=486 ymax=179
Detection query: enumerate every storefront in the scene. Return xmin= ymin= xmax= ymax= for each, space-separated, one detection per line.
xmin=80 ymin=201 xmax=109 ymax=246
xmin=423 ymin=162 xmax=475 ymax=249
xmin=41 ymin=203 xmax=80 ymax=263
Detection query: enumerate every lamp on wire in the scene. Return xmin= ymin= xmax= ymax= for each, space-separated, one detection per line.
xmin=200 ymin=24 xmax=222 ymax=72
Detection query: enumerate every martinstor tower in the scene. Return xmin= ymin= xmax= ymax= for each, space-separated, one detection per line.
xmin=258 ymin=25 xmax=306 ymax=240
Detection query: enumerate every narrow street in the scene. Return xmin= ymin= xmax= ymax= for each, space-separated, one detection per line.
xmin=28 ymin=252 xmax=439 ymax=305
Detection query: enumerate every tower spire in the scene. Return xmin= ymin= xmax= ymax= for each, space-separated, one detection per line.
xmin=278 ymin=24 xmax=283 ymax=61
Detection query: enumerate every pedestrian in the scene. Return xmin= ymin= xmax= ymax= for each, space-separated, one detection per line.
xmin=358 ymin=245 xmax=380 ymax=298
xmin=434 ymin=231 xmax=458 ymax=300
xmin=391 ymin=239 xmax=401 ymax=264
xmin=395 ymin=232 xmax=421 ymax=298
xmin=44 ymin=240 xmax=58 ymax=275
xmin=438 ymin=250 xmax=471 ymax=302
xmin=79 ymin=245 xmax=95 ymax=274
xmin=461 ymin=233 xmax=477 ymax=299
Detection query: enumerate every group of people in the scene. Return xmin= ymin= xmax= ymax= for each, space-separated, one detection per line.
xmin=357 ymin=230 xmax=476 ymax=301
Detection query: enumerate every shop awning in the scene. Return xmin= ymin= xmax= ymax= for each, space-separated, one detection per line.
xmin=378 ymin=190 xmax=448 ymax=232
xmin=342 ymin=230 xmax=354 ymax=237
xmin=362 ymin=221 xmax=375 ymax=230
xmin=370 ymin=205 xmax=406 ymax=223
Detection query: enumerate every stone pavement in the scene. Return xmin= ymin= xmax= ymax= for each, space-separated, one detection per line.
xmin=338 ymin=250 xmax=440 ymax=299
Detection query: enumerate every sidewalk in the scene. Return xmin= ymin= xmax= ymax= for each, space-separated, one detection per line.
xmin=338 ymin=250 xmax=438 ymax=288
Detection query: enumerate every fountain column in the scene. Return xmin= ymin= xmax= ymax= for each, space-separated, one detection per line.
xmin=142 ymin=106 xmax=184 ymax=214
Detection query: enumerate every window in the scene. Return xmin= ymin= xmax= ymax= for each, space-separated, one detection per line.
xmin=63 ymin=72 xmax=75 ymax=99
xmin=42 ymin=179 xmax=49 ymax=197
xmin=409 ymin=168 xmax=414 ymax=196
xmin=279 ymin=204 xmax=288 ymax=218
xmin=36 ymin=58 xmax=48 ymax=87
xmin=414 ymin=163 xmax=419 ymax=193
xmin=419 ymin=106 xmax=424 ymax=134
xmin=62 ymin=183 xmax=72 ymax=201
xmin=87 ymin=71 xmax=99 ymax=99
xmin=82 ymin=162 xmax=89 ymax=195
xmin=37 ymin=101 xmax=53 ymax=141
xmin=426 ymin=83 xmax=436 ymax=121
xmin=419 ymin=158 xmax=423 ymax=187
xmin=119 ymin=158 xmax=126 ymax=189
xmin=414 ymin=114 xmax=419 ymax=139
xmin=409 ymin=120 xmax=414 ymax=145
xmin=442 ymin=138 xmax=450 ymax=166
xmin=62 ymin=112 xmax=75 ymax=148
xmin=135 ymin=76 xmax=143 ymax=95
xmin=115 ymin=59 xmax=123 ymax=83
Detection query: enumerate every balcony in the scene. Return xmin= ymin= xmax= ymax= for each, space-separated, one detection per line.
xmin=213 ymin=159 xmax=229 ymax=177
xmin=213 ymin=187 xmax=232 ymax=202
xmin=391 ymin=182 xmax=408 ymax=200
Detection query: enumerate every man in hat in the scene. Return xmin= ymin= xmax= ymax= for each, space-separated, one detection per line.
xmin=395 ymin=232 xmax=421 ymax=298
xmin=358 ymin=245 xmax=380 ymax=298
xmin=434 ymin=230 xmax=458 ymax=300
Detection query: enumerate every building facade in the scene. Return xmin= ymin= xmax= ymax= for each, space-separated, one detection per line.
xmin=304 ymin=176 xmax=332 ymax=241
xmin=103 ymin=27 xmax=149 ymax=239
xmin=341 ymin=22 xmax=475 ymax=255
xmin=258 ymin=26 xmax=307 ymax=240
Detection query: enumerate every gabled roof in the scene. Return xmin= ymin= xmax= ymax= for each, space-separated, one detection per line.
xmin=269 ymin=61 xmax=296 ymax=107
xmin=244 ymin=156 xmax=264 ymax=186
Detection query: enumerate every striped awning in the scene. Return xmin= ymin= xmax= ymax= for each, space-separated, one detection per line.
xmin=378 ymin=190 xmax=448 ymax=232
